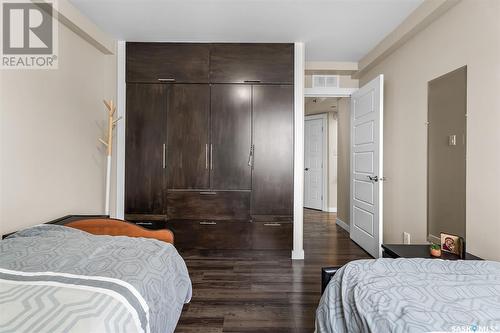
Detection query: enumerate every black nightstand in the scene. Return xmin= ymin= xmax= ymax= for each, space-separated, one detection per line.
xmin=382 ymin=244 xmax=482 ymax=260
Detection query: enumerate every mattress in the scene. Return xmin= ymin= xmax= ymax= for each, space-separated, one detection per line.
xmin=0 ymin=224 xmax=192 ymax=333
xmin=316 ymin=258 xmax=500 ymax=333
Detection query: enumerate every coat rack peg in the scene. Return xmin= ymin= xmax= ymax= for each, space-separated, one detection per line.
xmin=113 ymin=116 xmax=122 ymax=125
xmin=98 ymin=138 xmax=108 ymax=147
xmin=103 ymin=99 xmax=112 ymax=111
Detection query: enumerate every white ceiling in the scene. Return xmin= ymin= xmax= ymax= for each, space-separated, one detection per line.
xmin=69 ymin=0 xmax=423 ymax=61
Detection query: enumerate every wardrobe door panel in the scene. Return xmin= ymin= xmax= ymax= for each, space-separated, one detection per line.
xmin=211 ymin=85 xmax=252 ymax=190
xmin=126 ymin=43 xmax=210 ymax=83
xmin=167 ymin=84 xmax=210 ymax=189
xmin=125 ymin=84 xmax=167 ymax=214
xmin=210 ymin=43 xmax=294 ymax=84
xmin=252 ymin=85 xmax=294 ymax=217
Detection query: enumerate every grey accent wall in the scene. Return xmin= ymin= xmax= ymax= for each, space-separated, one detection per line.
xmin=427 ymin=66 xmax=466 ymax=240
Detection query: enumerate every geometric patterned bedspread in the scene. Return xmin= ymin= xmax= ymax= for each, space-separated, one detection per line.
xmin=316 ymin=258 xmax=500 ymax=333
xmin=0 ymin=225 xmax=192 ymax=333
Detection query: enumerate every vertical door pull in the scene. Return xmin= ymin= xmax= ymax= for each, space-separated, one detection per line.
xmin=247 ymin=144 xmax=254 ymax=167
xmin=162 ymin=143 xmax=166 ymax=169
xmin=205 ymin=144 xmax=209 ymax=169
xmin=249 ymin=145 xmax=255 ymax=167
xmin=210 ymin=144 xmax=213 ymax=170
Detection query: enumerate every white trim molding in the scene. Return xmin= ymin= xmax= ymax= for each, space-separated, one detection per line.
xmin=115 ymin=41 xmax=126 ymax=219
xmin=292 ymin=42 xmax=305 ymax=260
xmin=304 ymin=87 xmax=357 ymax=98
xmin=325 ymin=207 xmax=337 ymax=213
xmin=336 ymin=218 xmax=350 ymax=233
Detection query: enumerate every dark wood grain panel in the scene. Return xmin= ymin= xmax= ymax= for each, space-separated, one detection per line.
xmin=166 ymin=219 xmax=252 ymax=250
xmin=251 ymin=222 xmax=292 ymax=250
xmin=251 ymin=85 xmax=294 ymax=216
xmin=210 ymin=85 xmax=252 ymax=190
xmin=126 ymin=43 xmax=209 ymax=83
xmin=167 ymin=84 xmax=210 ymax=189
xmin=210 ymin=43 xmax=294 ymax=84
xmin=167 ymin=191 xmax=250 ymax=220
xmin=125 ymin=83 xmax=166 ymax=214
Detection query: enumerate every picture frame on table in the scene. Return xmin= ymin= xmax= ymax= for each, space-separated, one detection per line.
xmin=440 ymin=232 xmax=465 ymax=258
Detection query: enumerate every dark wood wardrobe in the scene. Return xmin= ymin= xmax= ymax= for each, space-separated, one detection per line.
xmin=125 ymin=42 xmax=294 ymax=250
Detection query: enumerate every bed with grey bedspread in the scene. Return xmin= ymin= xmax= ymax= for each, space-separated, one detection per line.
xmin=316 ymin=258 xmax=500 ymax=333
xmin=0 ymin=225 xmax=192 ymax=333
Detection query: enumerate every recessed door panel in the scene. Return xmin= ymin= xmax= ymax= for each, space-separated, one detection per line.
xmin=252 ymin=85 xmax=293 ymax=216
xmin=354 ymin=152 xmax=374 ymax=174
xmin=353 ymin=206 xmax=374 ymax=236
xmin=125 ymin=84 xmax=167 ymax=214
xmin=354 ymin=121 xmax=374 ymax=146
xmin=210 ymin=85 xmax=252 ymax=190
xmin=166 ymin=84 xmax=210 ymax=189
xmin=354 ymin=90 xmax=374 ymax=119
xmin=354 ymin=180 xmax=374 ymax=205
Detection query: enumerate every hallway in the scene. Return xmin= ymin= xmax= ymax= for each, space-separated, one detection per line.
xmin=176 ymin=209 xmax=370 ymax=333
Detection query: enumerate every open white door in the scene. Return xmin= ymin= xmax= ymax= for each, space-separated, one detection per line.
xmin=304 ymin=115 xmax=325 ymax=210
xmin=350 ymin=75 xmax=383 ymax=258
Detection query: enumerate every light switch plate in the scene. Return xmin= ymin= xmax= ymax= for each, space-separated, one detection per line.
xmin=403 ymin=232 xmax=411 ymax=244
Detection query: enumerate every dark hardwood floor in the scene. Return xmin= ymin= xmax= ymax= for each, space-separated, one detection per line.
xmin=175 ymin=209 xmax=371 ymax=333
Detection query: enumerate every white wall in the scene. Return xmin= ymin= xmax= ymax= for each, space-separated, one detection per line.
xmin=336 ymin=97 xmax=350 ymax=225
xmin=359 ymin=0 xmax=500 ymax=260
xmin=0 ymin=21 xmax=116 ymax=234
xmin=327 ymin=112 xmax=338 ymax=212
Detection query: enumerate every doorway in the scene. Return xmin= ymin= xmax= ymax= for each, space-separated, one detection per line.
xmin=304 ymin=97 xmax=337 ymax=212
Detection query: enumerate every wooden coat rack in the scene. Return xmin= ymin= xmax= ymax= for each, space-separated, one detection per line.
xmin=99 ymin=99 xmax=121 ymax=215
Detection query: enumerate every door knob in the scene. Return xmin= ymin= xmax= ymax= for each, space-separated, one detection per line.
xmin=367 ymin=175 xmax=378 ymax=182
xmin=305 ymin=168 xmax=309 ymax=171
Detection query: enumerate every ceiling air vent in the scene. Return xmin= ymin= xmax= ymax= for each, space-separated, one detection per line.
xmin=312 ymin=75 xmax=339 ymax=88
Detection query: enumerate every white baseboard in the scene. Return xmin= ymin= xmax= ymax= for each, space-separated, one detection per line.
xmin=291 ymin=249 xmax=305 ymax=260
xmin=336 ymin=218 xmax=350 ymax=232
xmin=324 ymin=207 xmax=337 ymax=213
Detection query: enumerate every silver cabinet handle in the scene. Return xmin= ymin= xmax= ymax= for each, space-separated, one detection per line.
xmin=162 ymin=143 xmax=166 ymax=169
xmin=199 ymin=191 xmax=217 ymax=195
xmin=247 ymin=145 xmax=254 ymax=167
xmin=244 ymin=80 xmax=261 ymax=83
xmin=205 ymin=144 xmax=208 ymax=169
xmin=136 ymin=221 xmax=153 ymax=226
xmin=199 ymin=221 xmax=217 ymax=225
xmin=263 ymin=223 xmax=281 ymax=227
xmin=367 ymin=175 xmax=379 ymax=182
xmin=210 ymin=144 xmax=213 ymax=170
xmin=158 ymin=78 xmax=175 ymax=82
xmin=247 ymin=144 xmax=255 ymax=167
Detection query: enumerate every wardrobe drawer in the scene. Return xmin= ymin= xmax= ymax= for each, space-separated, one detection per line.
xmin=126 ymin=43 xmax=210 ymax=83
xmin=125 ymin=214 xmax=167 ymax=230
xmin=166 ymin=219 xmax=252 ymax=250
xmin=210 ymin=43 xmax=294 ymax=84
xmin=251 ymin=221 xmax=292 ymax=250
xmin=166 ymin=191 xmax=250 ymax=220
